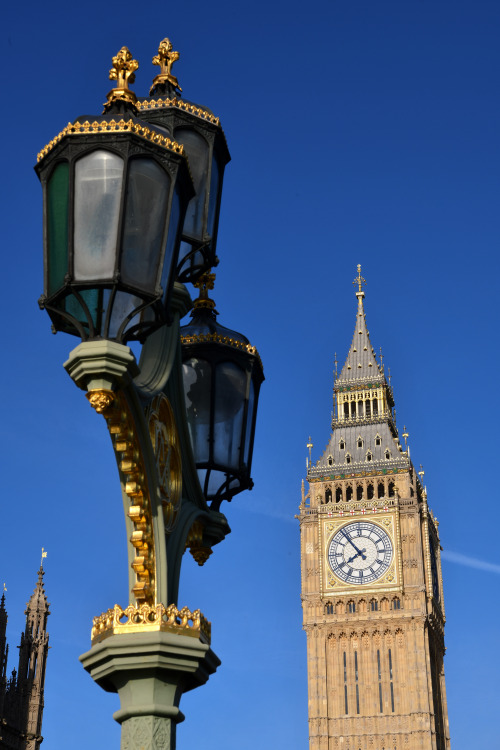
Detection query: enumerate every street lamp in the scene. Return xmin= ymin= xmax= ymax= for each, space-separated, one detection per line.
xmin=180 ymin=272 xmax=264 ymax=510
xmin=35 ymin=40 xmax=263 ymax=749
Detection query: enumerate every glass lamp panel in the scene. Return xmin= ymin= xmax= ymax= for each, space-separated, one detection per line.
xmin=73 ymin=150 xmax=124 ymax=281
xmin=243 ymin=378 xmax=255 ymax=467
xmin=160 ymin=183 xmax=181 ymax=301
xmin=213 ymin=361 xmax=246 ymax=469
xmin=175 ymin=129 xmax=209 ymax=239
xmin=204 ymin=469 xmax=225 ymax=498
xmin=121 ymin=158 xmax=170 ymax=291
xmin=207 ymin=153 xmax=220 ymax=239
xmin=182 ymin=358 xmax=212 ymax=464
xmin=47 ymin=162 xmax=69 ymax=295
xmin=64 ymin=289 xmax=100 ymax=334
xmin=108 ymin=290 xmax=143 ymax=340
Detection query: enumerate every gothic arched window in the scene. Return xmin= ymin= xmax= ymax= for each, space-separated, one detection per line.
xmin=378 ymin=482 xmax=385 ymax=499
xmin=346 ymin=486 xmax=353 ymax=502
xmin=336 ymin=487 xmax=343 ymax=503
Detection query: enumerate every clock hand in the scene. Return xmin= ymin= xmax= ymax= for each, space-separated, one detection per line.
xmin=347 ymin=548 xmax=367 ymax=564
xmin=341 ymin=529 xmax=367 ymax=560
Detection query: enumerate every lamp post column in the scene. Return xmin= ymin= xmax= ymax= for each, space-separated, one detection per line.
xmin=80 ymin=630 xmax=219 ymax=750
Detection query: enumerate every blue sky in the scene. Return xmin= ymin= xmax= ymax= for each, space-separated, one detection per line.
xmin=1 ymin=1 xmax=499 ymax=747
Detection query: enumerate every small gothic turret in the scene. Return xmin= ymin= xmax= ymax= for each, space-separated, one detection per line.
xmin=0 ymin=563 xmax=50 ymax=750
xmin=0 ymin=590 xmax=8 ymax=720
xmin=17 ymin=566 xmax=50 ymax=750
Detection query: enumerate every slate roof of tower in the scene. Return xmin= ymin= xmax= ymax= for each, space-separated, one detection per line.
xmin=336 ymin=273 xmax=385 ymax=386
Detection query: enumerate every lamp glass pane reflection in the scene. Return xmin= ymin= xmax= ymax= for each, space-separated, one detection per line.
xmin=74 ymin=150 xmax=124 ymax=281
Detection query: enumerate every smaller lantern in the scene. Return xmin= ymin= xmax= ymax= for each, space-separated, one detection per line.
xmin=35 ymin=47 xmax=194 ymax=343
xmin=180 ymin=273 xmax=264 ymax=509
xmin=137 ymin=38 xmax=231 ymax=284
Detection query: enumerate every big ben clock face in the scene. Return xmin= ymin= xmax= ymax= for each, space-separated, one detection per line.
xmin=328 ymin=521 xmax=393 ymax=585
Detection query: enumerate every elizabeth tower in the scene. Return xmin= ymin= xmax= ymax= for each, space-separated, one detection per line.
xmin=299 ymin=268 xmax=450 ymax=750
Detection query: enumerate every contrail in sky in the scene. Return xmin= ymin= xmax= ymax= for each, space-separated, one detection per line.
xmin=441 ymin=549 xmax=500 ymax=575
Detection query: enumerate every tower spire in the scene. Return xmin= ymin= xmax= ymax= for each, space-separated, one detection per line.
xmin=337 ymin=265 xmax=383 ymax=385
xmin=16 ymin=566 xmax=50 ymax=750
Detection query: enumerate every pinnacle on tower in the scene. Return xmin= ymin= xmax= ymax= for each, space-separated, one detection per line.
xmin=337 ymin=265 xmax=384 ymax=385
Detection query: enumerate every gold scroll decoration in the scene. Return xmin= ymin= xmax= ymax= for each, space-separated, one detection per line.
xmin=87 ymin=389 xmax=156 ymax=605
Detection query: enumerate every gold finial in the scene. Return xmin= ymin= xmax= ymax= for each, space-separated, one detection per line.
xmin=418 ymin=464 xmax=425 ymax=481
xmin=41 ymin=547 xmax=47 ymax=567
xmin=379 ymin=346 xmax=384 ymax=372
xmin=2 ymin=583 xmax=6 ymax=592
xmin=334 ymin=353 xmax=338 ymax=379
xmin=151 ymin=38 xmax=182 ymax=95
xmin=193 ymin=271 xmax=217 ymax=311
xmin=353 ymin=264 xmax=366 ymax=297
xmin=402 ymin=425 xmax=409 ymax=447
xmin=105 ymin=46 xmax=139 ymax=110
xmin=306 ymin=436 xmax=313 ymax=466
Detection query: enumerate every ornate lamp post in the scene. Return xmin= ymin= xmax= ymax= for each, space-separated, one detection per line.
xmin=35 ymin=40 xmax=263 ymax=749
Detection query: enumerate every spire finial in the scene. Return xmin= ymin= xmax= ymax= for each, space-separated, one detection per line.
xmin=334 ymin=353 xmax=338 ymax=379
xmin=379 ymin=346 xmax=384 ymax=372
xmin=104 ymin=46 xmax=139 ymax=112
xmin=306 ymin=436 xmax=313 ymax=467
xmin=193 ymin=271 xmax=217 ymax=312
xmin=40 ymin=548 xmax=47 ymax=569
xmin=150 ymin=38 xmax=182 ymax=95
xmin=353 ymin=264 xmax=366 ymax=299
xmin=418 ymin=464 xmax=425 ymax=482
xmin=402 ymin=425 xmax=409 ymax=448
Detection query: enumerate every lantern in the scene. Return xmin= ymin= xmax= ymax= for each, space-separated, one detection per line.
xmin=180 ymin=274 xmax=264 ymax=509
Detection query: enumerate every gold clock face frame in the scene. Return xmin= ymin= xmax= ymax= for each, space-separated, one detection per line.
xmin=321 ymin=514 xmax=400 ymax=593
xmin=148 ymin=394 xmax=182 ymax=533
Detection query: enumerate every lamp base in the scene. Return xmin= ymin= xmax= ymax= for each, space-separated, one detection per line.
xmin=80 ymin=630 xmax=220 ymax=749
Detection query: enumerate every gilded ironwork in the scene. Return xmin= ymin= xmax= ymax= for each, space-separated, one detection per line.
xmin=106 ymin=46 xmax=139 ymax=109
xmin=185 ymin=521 xmax=212 ymax=566
xmin=137 ymin=96 xmax=221 ymax=125
xmin=147 ymin=394 xmax=182 ymax=533
xmin=180 ymin=331 xmax=263 ymax=370
xmin=91 ymin=602 xmax=211 ymax=645
xmin=151 ymin=38 xmax=182 ymax=93
xmin=37 ymin=119 xmax=185 ymax=163
xmin=192 ymin=271 xmax=217 ymax=311
xmin=86 ymin=388 xmax=115 ymax=413
xmin=87 ymin=390 xmax=157 ymax=605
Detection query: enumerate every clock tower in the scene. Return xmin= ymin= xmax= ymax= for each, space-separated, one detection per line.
xmin=299 ymin=267 xmax=450 ymax=750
